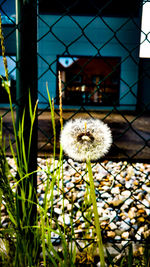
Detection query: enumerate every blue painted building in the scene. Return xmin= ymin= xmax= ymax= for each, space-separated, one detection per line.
xmin=37 ymin=0 xmax=143 ymax=110
xmin=0 ymin=0 xmax=150 ymax=111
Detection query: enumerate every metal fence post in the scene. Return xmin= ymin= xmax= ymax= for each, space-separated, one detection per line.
xmin=15 ymin=0 xmax=37 ymax=229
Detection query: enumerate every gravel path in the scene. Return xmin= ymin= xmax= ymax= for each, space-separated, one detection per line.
xmin=1 ymin=157 xmax=150 ymax=262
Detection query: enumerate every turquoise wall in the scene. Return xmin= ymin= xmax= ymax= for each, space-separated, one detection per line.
xmin=38 ymin=15 xmax=141 ymax=110
xmin=0 ymin=15 xmax=142 ymax=110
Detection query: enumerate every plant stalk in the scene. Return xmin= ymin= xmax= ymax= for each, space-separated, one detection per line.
xmin=86 ymin=159 xmax=105 ymax=267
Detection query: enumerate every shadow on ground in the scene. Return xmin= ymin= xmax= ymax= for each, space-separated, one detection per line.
xmin=1 ymin=109 xmax=150 ymax=162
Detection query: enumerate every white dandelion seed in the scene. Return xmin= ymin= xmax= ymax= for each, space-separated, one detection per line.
xmin=60 ymin=118 xmax=112 ymax=162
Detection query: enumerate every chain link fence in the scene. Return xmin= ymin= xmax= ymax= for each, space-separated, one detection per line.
xmin=0 ymin=0 xmax=150 ymax=264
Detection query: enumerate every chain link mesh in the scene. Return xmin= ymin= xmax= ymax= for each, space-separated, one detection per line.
xmin=0 ymin=0 xmax=150 ymax=262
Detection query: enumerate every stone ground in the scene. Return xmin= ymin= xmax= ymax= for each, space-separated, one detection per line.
xmin=2 ymin=156 xmax=150 ymax=265
xmin=1 ymin=109 xmax=150 ymax=161
xmin=1 ymin=108 xmax=150 ymax=265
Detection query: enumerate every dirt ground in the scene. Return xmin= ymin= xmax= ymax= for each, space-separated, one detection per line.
xmin=1 ymin=108 xmax=150 ymax=162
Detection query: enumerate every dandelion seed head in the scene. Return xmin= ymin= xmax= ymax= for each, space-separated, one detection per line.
xmin=60 ymin=118 xmax=112 ymax=162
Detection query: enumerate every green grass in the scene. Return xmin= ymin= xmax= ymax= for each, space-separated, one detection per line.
xmin=0 ymin=81 xmax=150 ymax=267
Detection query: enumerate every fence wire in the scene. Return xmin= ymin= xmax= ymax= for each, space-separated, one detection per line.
xmin=0 ymin=0 xmax=150 ymax=263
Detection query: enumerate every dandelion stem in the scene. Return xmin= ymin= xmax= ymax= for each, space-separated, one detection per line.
xmin=86 ymin=159 xmax=105 ymax=267
xmin=58 ymin=71 xmax=63 ymax=131
xmin=58 ymin=70 xmax=66 ymax=235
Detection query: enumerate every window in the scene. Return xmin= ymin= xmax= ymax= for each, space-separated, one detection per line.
xmin=57 ymin=56 xmax=120 ymax=106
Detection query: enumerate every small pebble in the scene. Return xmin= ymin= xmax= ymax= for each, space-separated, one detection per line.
xmin=101 ymin=193 xmax=112 ymax=198
xmin=120 ymin=221 xmax=130 ymax=231
xmin=143 ymin=229 xmax=150 ymax=239
xmin=142 ymin=185 xmax=150 ymax=193
xmin=54 ymin=208 xmax=62 ymax=215
xmin=107 ymin=231 xmax=116 ymax=238
xmin=109 ymin=222 xmax=117 ymax=230
xmin=128 ymin=207 xmax=137 ymax=219
xmin=121 ymin=232 xmax=129 ymax=239
xmin=111 ymin=187 xmax=120 ymax=194
xmin=58 ymin=214 xmax=70 ymax=225
xmin=121 ymin=190 xmax=131 ymax=197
